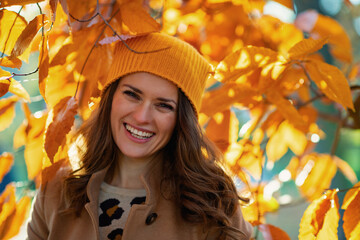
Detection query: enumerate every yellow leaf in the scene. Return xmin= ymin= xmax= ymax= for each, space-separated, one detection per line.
xmin=305 ymin=59 xmax=354 ymax=111
xmin=24 ymin=134 xmax=44 ymax=180
xmin=120 ymin=0 xmax=161 ymax=35
xmin=45 ymin=96 xmax=77 ymax=162
xmin=299 ymin=190 xmax=339 ymax=239
xmin=205 ymin=109 xmax=238 ymax=153
xmin=266 ymin=129 xmax=288 ymax=162
xmin=265 ymin=89 xmax=306 ymax=129
xmin=13 ymin=120 xmax=26 ymax=149
xmin=1 ymin=195 xmax=31 ymax=239
xmin=296 ymin=154 xmax=337 ymax=200
xmin=225 ymin=140 xmax=263 ymax=180
xmin=0 ymin=56 xmax=22 ymax=69
xmin=39 ymin=32 xmax=49 ymax=100
xmin=0 ymin=152 xmax=13 ymax=182
xmin=214 ymin=46 xmax=278 ymax=83
xmin=0 ymin=184 xmax=16 ymax=239
xmin=23 ymin=110 xmax=48 ymax=180
xmin=0 ymin=10 xmax=27 ymax=56
xmin=0 ymin=0 xmax=44 ymax=7
xmin=258 ymin=223 xmax=291 ymax=240
xmin=313 ymin=14 xmax=352 ymax=63
xmin=8 ymin=78 xmax=30 ymax=102
xmin=342 ymin=182 xmax=360 ymax=209
xmin=0 ymin=95 xmax=19 ymax=132
xmin=200 ymin=82 xmax=258 ymax=117
xmin=343 ymin=190 xmax=360 ymax=240
xmin=266 ymin=120 xmax=307 ymax=162
xmin=288 ymin=37 xmax=328 ymax=60
xmin=11 ymin=14 xmax=50 ymax=57
xmin=333 ymin=156 xmax=358 ymax=185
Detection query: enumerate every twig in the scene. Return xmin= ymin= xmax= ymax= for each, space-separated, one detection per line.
xmin=12 ymin=67 xmax=39 ymax=76
xmin=69 ymin=12 xmax=99 ymax=22
xmin=98 ymin=13 xmax=170 ymax=54
xmin=330 ymin=111 xmax=343 ymax=156
xmin=74 ymin=8 xmax=119 ymax=98
xmin=324 ymin=186 xmax=360 ymax=193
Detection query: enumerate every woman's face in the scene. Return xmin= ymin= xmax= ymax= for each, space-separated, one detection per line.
xmin=110 ymin=72 xmax=178 ymax=161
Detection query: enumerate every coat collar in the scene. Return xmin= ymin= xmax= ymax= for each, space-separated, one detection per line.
xmin=84 ymin=158 xmax=164 ymax=219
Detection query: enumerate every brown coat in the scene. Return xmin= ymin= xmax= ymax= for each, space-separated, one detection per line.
xmin=27 ymin=161 xmax=253 ymax=240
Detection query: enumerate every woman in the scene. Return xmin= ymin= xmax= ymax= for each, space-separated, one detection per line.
xmin=27 ymin=33 xmax=253 ymax=240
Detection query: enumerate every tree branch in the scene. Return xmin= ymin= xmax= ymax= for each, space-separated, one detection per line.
xmin=98 ymin=13 xmax=170 ymax=54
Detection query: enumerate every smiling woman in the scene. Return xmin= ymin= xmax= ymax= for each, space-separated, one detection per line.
xmin=26 ymin=33 xmax=253 ymax=240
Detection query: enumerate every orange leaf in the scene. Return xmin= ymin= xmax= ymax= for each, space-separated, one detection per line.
xmin=11 ymin=14 xmax=50 ymax=57
xmin=41 ymin=158 xmax=67 ymax=187
xmin=49 ymin=0 xmax=58 ymax=22
xmin=305 ymin=59 xmax=354 ymax=111
xmin=0 ymin=10 xmax=27 ymax=56
xmin=333 ymin=156 xmax=358 ymax=185
xmin=214 ymin=46 xmax=279 ymax=83
xmin=0 ymin=95 xmax=19 ymax=132
xmin=0 ymin=184 xmax=16 ymax=238
xmin=38 ymin=31 xmax=49 ymax=100
xmin=266 ymin=119 xmax=307 ymax=162
xmin=24 ymin=110 xmax=48 ymax=179
xmin=0 ymin=67 xmax=12 ymax=98
xmin=342 ymin=182 xmax=360 ymax=210
xmin=1 ymin=195 xmax=31 ymax=239
xmin=120 ymin=0 xmax=161 ymax=35
xmin=295 ymin=154 xmax=337 ymax=200
xmin=287 ymin=37 xmax=328 ymax=60
xmin=266 ymin=129 xmax=288 ymax=162
xmin=258 ymin=223 xmax=291 ymax=240
xmin=299 ymin=189 xmax=339 ymax=239
xmin=66 ymin=0 xmax=96 ymax=22
xmin=0 ymin=0 xmax=44 ymax=7
xmin=45 ymin=96 xmax=77 ymax=163
xmin=295 ymin=10 xmax=352 ymax=63
xmin=0 ymin=152 xmax=13 ymax=182
xmin=200 ymin=82 xmax=258 ymax=117
xmin=8 ymin=78 xmax=30 ymax=102
xmin=205 ymin=109 xmax=237 ymax=153
xmin=0 ymin=79 xmax=10 ymax=98
xmin=13 ymin=120 xmax=26 ymax=149
xmin=0 ymin=56 xmax=22 ymax=69
xmin=224 ymin=139 xmax=263 ymax=180
xmin=265 ymin=89 xmax=306 ymax=129
xmin=343 ymin=189 xmax=360 ymax=240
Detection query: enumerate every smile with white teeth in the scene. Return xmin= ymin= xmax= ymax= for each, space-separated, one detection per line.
xmin=125 ymin=124 xmax=154 ymax=139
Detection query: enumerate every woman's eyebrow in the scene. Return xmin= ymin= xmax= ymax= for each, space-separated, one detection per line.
xmin=123 ymin=84 xmax=177 ymax=106
xmin=123 ymin=84 xmax=142 ymax=94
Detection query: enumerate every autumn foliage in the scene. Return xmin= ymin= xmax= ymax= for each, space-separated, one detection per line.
xmin=1 ymin=0 xmax=360 ymax=239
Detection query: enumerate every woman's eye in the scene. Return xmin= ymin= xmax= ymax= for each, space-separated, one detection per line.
xmin=157 ymin=103 xmax=175 ymax=111
xmin=123 ymin=90 xmax=140 ymax=100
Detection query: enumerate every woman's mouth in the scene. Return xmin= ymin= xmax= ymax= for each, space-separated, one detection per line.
xmin=124 ymin=123 xmax=155 ymax=140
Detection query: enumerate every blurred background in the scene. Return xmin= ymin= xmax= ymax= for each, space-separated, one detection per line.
xmin=1 ymin=0 xmax=360 ymax=239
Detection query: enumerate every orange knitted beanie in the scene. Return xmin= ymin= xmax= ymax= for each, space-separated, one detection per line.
xmin=103 ymin=33 xmax=212 ymax=115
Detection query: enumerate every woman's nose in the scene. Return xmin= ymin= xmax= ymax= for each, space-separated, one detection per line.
xmin=133 ymin=103 xmax=152 ymax=123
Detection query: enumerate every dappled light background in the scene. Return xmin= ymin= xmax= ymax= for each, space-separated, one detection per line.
xmin=1 ymin=0 xmax=360 ymax=239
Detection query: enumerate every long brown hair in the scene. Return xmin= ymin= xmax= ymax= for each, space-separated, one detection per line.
xmin=63 ymin=79 xmax=245 ymax=239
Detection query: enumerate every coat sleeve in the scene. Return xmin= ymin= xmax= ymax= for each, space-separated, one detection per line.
xmin=27 ymin=186 xmax=49 ymax=240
